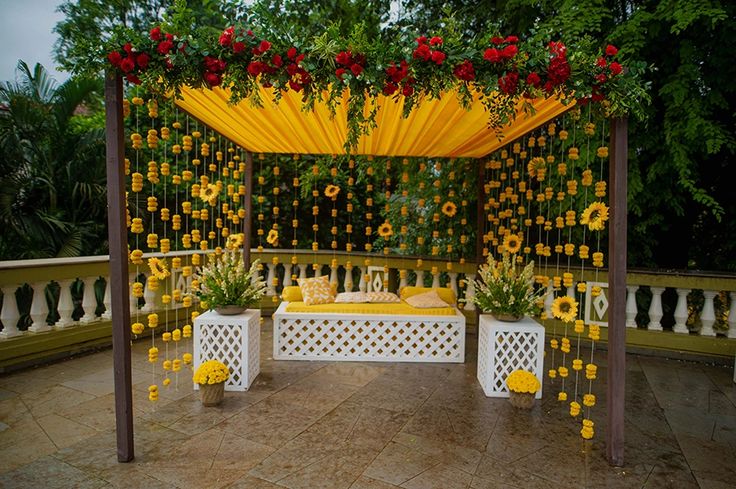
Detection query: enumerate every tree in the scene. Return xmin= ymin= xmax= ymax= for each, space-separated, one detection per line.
xmin=0 ymin=61 xmax=108 ymax=259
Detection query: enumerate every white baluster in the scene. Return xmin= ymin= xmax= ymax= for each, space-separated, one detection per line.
xmin=359 ymin=267 xmax=368 ymax=292
xmin=0 ymin=285 xmax=21 ymax=337
xmin=298 ymin=264 xmax=307 ymax=280
xmin=313 ymin=264 xmax=322 ymax=278
xmin=464 ymin=274 xmax=475 ymax=311
xmin=80 ymin=277 xmax=99 ymax=323
xmin=28 ymin=282 xmax=51 ymax=333
xmin=283 ymin=264 xmax=293 ymax=287
xmin=141 ymin=273 xmax=156 ymax=313
xmin=398 ymin=270 xmax=408 ymax=292
xmin=55 ymin=279 xmax=76 ymax=328
xmin=448 ymin=272 xmax=458 ymax=296
xmin=343 ymin=265 xmax=354 ymax=292
xmin=699 ymin=290 xmax=717 ymax=337
xmin=647 ymin=287 xmax=665 ymax=331
xmin=626 ymin=285 xmax=639 ymax=328
xmin=673 ymin=288 xmax=690 ymax=334
xmin=129 ymin=273 xmax=139 ymax=314
xmin=329 ymin=264 xmax=339 ymax=290
xmin=431 ymin=271 xmax=440 ymax=288
xmin=728 ymin=292 xmax=736 ymax=339
xmin=414 ymin=270 xmax=425 ymax=287
xmin=544 ymin=282 xmax=554 ymax=318
xmin=101 ymin=278 xmax=112 ymax=320
xmin=265 ymin=263 xmax=276 ymax=296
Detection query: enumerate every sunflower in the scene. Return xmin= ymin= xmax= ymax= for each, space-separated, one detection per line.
xmin=441 ymin=201 xmax=457 ymax=217
xmin=148 ymin=257 xmax=170 ymax=280
xmin=580 ymin=202 xmax=609 ymax=231
xmin=551 ymin=296 xmax=578 ymax=323
xmin=503 ymin=234 xmax=522 ymax=254
xmin=324 ymin=184 xmax=341 ymax=199
xmin=377 ymin=222 xmax=393 ymax=238
xmin=200 ymin=183 xmax=219 ymax=206
xmin=266 ymin=229 xmax=279 ymax=245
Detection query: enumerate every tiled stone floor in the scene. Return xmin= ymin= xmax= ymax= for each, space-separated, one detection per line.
xmin=1 ymin=320 xmax=735 ymax=488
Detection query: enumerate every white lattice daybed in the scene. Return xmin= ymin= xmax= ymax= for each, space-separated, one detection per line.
xmin=273 ymin=287 xmax=466 ymax=363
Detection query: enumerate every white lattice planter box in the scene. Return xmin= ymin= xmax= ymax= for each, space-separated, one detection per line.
xmin=477 ymin=315 xmax=544 ymax=399
xmin=273 ymin=303 xmax=465 ymax=363
xmin=193 ymin=309 xmax=260 ymax=391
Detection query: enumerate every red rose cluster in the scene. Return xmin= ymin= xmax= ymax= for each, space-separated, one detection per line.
xmin=413 ymin=36 xmax=446 ymax=65
xmin=483 ymin=36 xmax=519 ymax=63
xmin=453 ymin=60 xmax=475 ymax=81
xmin=335 ymin=50 xmax=366 ymax=79
xmin=107 ymin=26 xmax=180 ymax=84
xmin=218 ymin=26 xmax=254 ymax=53
xmin=383 ymin=60 xmax=414 ymax=96
xmin=583 ymin=44 xmax=623 ymax=104
xmin=546 ymin=41 xmax=571 ymax=90
xmin=285 ymin=47 xmax=310 ymax=92
xmin=202 ymin=56 xmax=226 ymax=87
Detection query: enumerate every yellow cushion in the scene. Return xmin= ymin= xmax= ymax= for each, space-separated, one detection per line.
xmin=404 ymin=290 xmax=449 ymax=308
xmin=400 ymin=286 xmax=456 ymax=305
xmin=284 ymin=301 xmax=456 ymax=315
xmin=365 ymin=292 xmax=401 ymax=303
xmin=281 ymin=286 xmax=303 ymax=302
xmin=335 ymin=292 xmax=370 ymax=303
xmin=298 ymin=276 xmax=335 ymax=305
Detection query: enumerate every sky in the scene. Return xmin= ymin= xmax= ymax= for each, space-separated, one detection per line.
xmin=0 ymin=0 xmax=67 ymax=84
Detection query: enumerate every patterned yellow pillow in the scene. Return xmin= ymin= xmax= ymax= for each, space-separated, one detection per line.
xmin=404 ymin=290 xmax=449 ymax=308
xmin=365 ymin=292 xmax=401 ymax=303
xmin=298 ymin=276 xmax=336 ymax=305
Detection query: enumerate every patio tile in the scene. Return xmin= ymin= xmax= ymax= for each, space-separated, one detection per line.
xmin=36 ymin=412 xmax=99 ymax=448
xmin=227 ymin=474 xmax=288 ymax=488
xmin=473 ymin=455 xmax=558 ymax=489
xmin=306 ymin=362 xmax=386 ymax=387
xmin=392 ymin=432 xmax=482 ymax=474
xmin=20 ymin=384 xmax=96 ymax=418
xmin=267 ymin=376 xmax=360 ymax=414
xmin=275 ymin=442 xmax=377 ymax=489
xmin=362 ymin=441 xmax=440 ymax=486
xmin=56 ymin=393 xmax=119 ymax=432
xmin=400 ymin=462 xmax=472 ymax=489
xmin=0 ymin=455 xmax=107 ymax=489
xmin=350 ymin=475 xmax=403 ymax=488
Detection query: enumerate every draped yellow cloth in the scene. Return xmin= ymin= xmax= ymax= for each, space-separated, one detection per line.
xmin=176 ymin=85 xmax=572 ymax=158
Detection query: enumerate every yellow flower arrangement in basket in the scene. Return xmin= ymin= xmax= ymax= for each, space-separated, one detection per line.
xmin=506 ymin=370 xmax=541 ymax=409
xmin=193 ymin=360 xmax=230 ymax=385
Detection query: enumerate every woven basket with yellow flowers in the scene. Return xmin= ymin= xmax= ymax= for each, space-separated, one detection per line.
xmin=505 ymin=369 xmax=541 ymax=409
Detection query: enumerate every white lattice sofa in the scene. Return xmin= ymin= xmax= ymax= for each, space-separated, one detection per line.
xmin=273 ymin=287 xmax=466 ymax=363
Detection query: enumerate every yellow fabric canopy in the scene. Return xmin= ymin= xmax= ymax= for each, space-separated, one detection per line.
xmin=176 ymin=85 xmax=572 ymax=158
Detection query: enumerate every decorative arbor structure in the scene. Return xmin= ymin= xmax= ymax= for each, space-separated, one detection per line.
xmin=103 ymin=24 xmax=642 ymax=467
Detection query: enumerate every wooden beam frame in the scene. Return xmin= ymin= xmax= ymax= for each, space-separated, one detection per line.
xmin=607 ymin=117 xmax=628 ymax=466
xmin=104 ymin=72 xmax=134 ymax=462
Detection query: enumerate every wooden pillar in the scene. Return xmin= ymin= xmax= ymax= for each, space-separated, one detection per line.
xmin=606 ymin=117 xmax=628 ymax=466
xmin=104 ymin=72 xmax=134 ymax=462
xmin=243 ymin=151 xmax=254 ymax=266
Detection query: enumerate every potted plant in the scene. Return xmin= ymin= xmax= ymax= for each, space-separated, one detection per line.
xmin=193 ymin=359 xmax=230 ymax=406
xmin=470 ymin=246 xmax=545 ymax=321
xmin=505 ymin=369 xmax=541 ymax=409
xmin=194 ymin=251 xmax=267 ymax=315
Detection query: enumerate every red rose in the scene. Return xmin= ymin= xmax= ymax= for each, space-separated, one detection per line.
xmin=165 ymin=59 xmax=174 ymax=70
xmin=543 ymin=81 xmax=554 ymax=93
xmin=295 ymin=53 xmax=305 ymax=64
xmin=548 ymin=41 xmax=567 ymax=57
xmin=504 ymin=35 xmax=519 ymax=44
xmin=609 ymin=61 xmax=623 ymax=75
xmin=413 ymin=44 xmax=431 ymax=61
xmin=416 ymin=36 xmax=427 ymax=45
xmin=605 ymin=44 xmax=618 ymax=56
xmin=501 ymin=44 xmax=518 ymax=60
xmin=157 ymin=41 xmax=173 ymax=55
xmin=259 ymin=40 xmax=272 ymax=53
xmin=136 ymin=53 xmax=150 ymax=69
xmin=483 ymin=48 xmax=501 ymax=63
xmin=335 ymin=68 xmax=346 ymax=79
xmin=247 ymin=30 xmax=253 ymax=36
xmin=526 ymin=72 xmax=541 ymax=88
xmin=596 ymin=57 xmax=607 ymax=68
xmin=233 ymin=41 xmax=245 ymax=53
xmin=429 ymin=36 xmax=443 ymax=46
xmin=119 ymin=57 xmax=135 ymax=73
xmin=165 ymin=33 xmax=173 ymax=41
xmin=107 ymin=51 xmax=122 ymax=66
xmin=123 ymin=43 xmax=133 ymax=54
xmin=595 ymin=73 xmax=607 ymax=84
xmin=453 ymin=60 xmax=475 ymax=81
xmin=247 ymin=61 xmax=264 ymax=76
xmin=272 ymin=54 xmax=283 ymax=68
xmin=491 ymin=36 xmax=505 ymax=45
xmin=402 ymin=84 xmax=414 ymax=97
xmin=431 ymin=50 xmax=446 ymax=65
xmin=547 ymin=56 xmax=571 ymax=85
xmin=287 ymin=47 xmax=297 ymax=60
xmin=336 ymin=51 xmax=352 ymax=66
xmin=286 ymin=63 xmax=298 ymax=76
xmin=150 ymin=26 xmax=161 ymax=41
xmin=383 ymin=82 xmax=398 ymax=95
xmin=219 ymin=26 xmax=234 ymax=46
xmin=498 ymin=71 xmax=519 ymax=94
xmin=125 ymin=73 xmax=141 ymax=85
xmin=350 ymin=63 xmax=363 ymax=76
xmin=204 ymin=72 xmax=222 ymax=86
